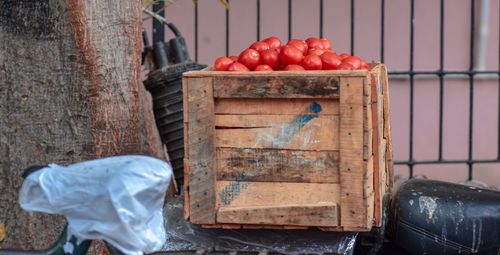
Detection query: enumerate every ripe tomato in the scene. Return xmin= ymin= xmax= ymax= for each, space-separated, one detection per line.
xmin=279 ymin=45 xmax=304 ymax=65
xmin=338 ymin=53 xmax=350 ymax=60
xmin=228 ymin=55 xmax=239 ymax=62
xmin=283 ymin=64 xmax=305 ymax=71
xmin=342 ymin=56 xmax=362 ymax=69
xmin=320 ymin=52 xmax=342 ymax=70
xmin=238 ymin=49 xmax=260 ymax=70
xmin=250 ymin=41 xmax=270 ymax=52
xmin=307 ymin=47 xmax=325 ymax=56
xmin=262 ymin=36 xmax=281 ymax=49
xmin=214 ymin=57 xmax=234 ymax=71
xmin=260 ymin=49 xmax=279 ymax=69
xmin=254 ymin=64 xmax=273 ymax=71
xmin=338 ymin=62 xmax=356 ymax=70
xmin=306 ymin=37 xmax=324 ymax=50
xmin=302 ymin=54 xmax=322 ymax=70
xmin=227 ymin=62 xmax=250 ymax=71
xmin=320 ymin=38 xmax=332 ymax=50
xmin=287 ymin=39 xmax=308 ymax=55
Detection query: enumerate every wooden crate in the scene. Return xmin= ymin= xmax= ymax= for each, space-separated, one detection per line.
xmin=182 ymin=63 xmax=393 ymax=231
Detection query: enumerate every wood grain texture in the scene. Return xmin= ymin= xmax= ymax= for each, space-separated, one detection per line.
xmin=381 ymin=64 xmax=394 ymax=190
xmin=216 ymin=181 xmax=341 ymax=208
xmin=216 ymin=148 xmax=339 ymax=183
xmin=213 ymin=76 xmax=339 ymax=98
xmin=185 ymin=77 xmax=216 ymax=224
xmin=217 ymin=203 xmax=339 ymax=226
xmin=371 ymin=72 xmax=382 ymax=225
xmin=215 ymin=98 xmax=339 ymax=115
xmin=0 ymin=0 xmax=163 ymax=251
xmin=215 ymin=116 xmax=338 ymax=150
xmin=185 ymin=68 xmax=370 ymax=77
xmin=339 ymin=77 xmax=366 ymax=228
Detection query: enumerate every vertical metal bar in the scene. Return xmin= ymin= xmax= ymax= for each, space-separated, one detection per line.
xmin=226 ymin=0 xmax=230 ymax=56
xmin=194 ymin=3 xmax=199 ymax=61
xmin=153 ymin=2 xmax=165 ymax=42
xmin=288 ymin=0 xmax=292 ymax=40
xmin=468 ymin=0 xmax=475 ymax=180
xmin=380 ymin=0 xmax=385 ymax=62
xmin=409 ymin=0 xmax=415 ymax=177
xmin=438 ymin=0 xmax=445 ymax=160
xmin=350 ymin=0 xmax=355 ymax=55
xmin=320 ymin=0 xmax=324 ymax=38
xmin=257 ymin=0 xmax=261 ymax=41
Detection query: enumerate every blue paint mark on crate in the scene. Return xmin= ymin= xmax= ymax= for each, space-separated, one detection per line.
xmin=272 ymin=102 xmax=322 ymax=147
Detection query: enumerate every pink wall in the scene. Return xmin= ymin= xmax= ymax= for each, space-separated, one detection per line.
xmin=144 ymin=0 xmax=500 ymax=187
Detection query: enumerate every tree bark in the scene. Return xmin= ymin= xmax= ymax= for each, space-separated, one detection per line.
xmin=0 ymin=0 xmax=163 ymax=250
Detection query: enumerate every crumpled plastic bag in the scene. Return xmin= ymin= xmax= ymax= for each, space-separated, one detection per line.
xmin=19 ymin=155 xmax=172 ymax=255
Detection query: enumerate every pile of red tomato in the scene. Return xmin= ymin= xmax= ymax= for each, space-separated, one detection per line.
xmin=213 ymin=36 xmax=369 ymax=72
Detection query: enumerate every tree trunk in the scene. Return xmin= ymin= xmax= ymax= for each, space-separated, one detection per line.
xmin=0 ymin=0 xmax=163 ymax=250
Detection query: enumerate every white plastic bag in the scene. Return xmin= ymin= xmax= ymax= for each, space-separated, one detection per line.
xmin=19 ymin=155 xmax=172 ymax=255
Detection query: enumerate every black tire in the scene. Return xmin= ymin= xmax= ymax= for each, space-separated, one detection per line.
xmin=144 ymin=62 xmax=207 ymax=187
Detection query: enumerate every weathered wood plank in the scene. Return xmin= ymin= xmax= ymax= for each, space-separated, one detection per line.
xmin=216 ymin=181 xmax=341 ymax=208
xmin=364 ymin=156 xmax=375 ymax=228
xmin=186 ymin=77 xmax=216 ymax=224
xmin=371 ymin=72 xmax=382 ymax=225
xmin=216 ymin=148 xmax=340 ymax=183
xmin=339 ymin=77 xmax=366 ymax=228
xmin=380 ymin=64 xmax=394 ymax=190
xmin=214 ymin=76 xmax=339 ymax=98
xmin=185 ymin=68 xmax=369 ymax=78
xmin=217 ymin=203 xmax=339 ymax=227
xmin=215 ymin=116 xmax=338 ymax=150
xmin=215 ymin=98 xmax=339 ymax=115
xmin=216 ymin=114 xmax=338 ymax=128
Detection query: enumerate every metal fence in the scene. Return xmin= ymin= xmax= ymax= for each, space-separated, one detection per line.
xmin=151 ymin=0 xmax=500 ymax=181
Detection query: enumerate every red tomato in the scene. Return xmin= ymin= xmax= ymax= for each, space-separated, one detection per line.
xmin=302 ymin=54 xmax=322 ymax=70
xmin=227 ymin=62 xmax=250 ymax=72
xmin=338 ymin=62 xmax=356 ymax=70
xmin=254 ymin=64 xmax=273 ymax=71
xmin=320 ymin=52 xmax=342 ymax=70
xmin=262 ymin=36 xmax=281 ymax=49
xmin=320 ymin=38 xmax=332 ymax=50
xmin=279 ymin=45 xmax=304 ymax=65
xmin=283 ymin=64 xmax=305 ymax=71
xmin=250 ymin=41 xmax=270 ymax=52
xmin=307 ymin=48 xmax=325 ymax=56
xmin=287 ymin=39 xmax=308 ymax=55
xmin=228 ymin=55 xmax=239 ymax=62
xmin=214 ymin=57 xmax=234 ymax=71
xmin=338 ymin=53 xmax=350 ymax=60
xmin=238 ymin=49 xmax=260 ymax=70
xmin=260 ymin=49 xmax=279 ymax=69
xmin=342 ymin=56 xmax=362 ymax=69
xmin=306 ymin=37 xmax=324 ymax=50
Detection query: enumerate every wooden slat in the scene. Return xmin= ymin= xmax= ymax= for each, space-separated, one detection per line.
xmin=185 ymin=77 xmax=217 ymax=224
xmin=381 ymin=64 xmax=394 ymax=189
xmin=215 ymin=116 xmax=338 ymax=150
xmin=215 ymin=98 xmax=339 ymax=115
xmin=217 ymin=203 xmax=338 ymax=226
xmin=216 ymin=181 xmax=341 ymax=208
xmin=216 ymin=148 xmax=339 ymax=183
xmin=371 ymin=72 xmax=382 ymax=225
xmin=213 ymin=76 xmax=339 ymax=98
xmin=364 ymin=156 xmax=375 ymax=228
xmin=339 ymin=77 xmax=366 ymax=228
xmin=216 ymin=114 xmax=338 ymax=128
xmin=184 ymin=68 xmax=370 ymax=78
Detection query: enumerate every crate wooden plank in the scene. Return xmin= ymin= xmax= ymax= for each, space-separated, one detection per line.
xmin=215 ymin=116 xmax=338 ymax=150
xmin=339 ymin=77 xmax=366 ymax=228
xmin=370 ymin=72 xmax=383 ymax=225
xmin=216 ymin=148 xmax=339 ymax=183
xmin=215 ymin=98 xmax=339 ymax=115
xmin=183 ymin=158 xmax=190 ymax=220
xmin=185 ymin=77 xmax=216 ymax=224
xmin=217 ymin=203 xmax=339 ymax=226
xmin=364 ymin=155 xmax=375 ymax=228
xmin=213 ymin=76 xmax=340 ymax=98
xmin=216 ymin=181 xmax=341 ymax=208
xmin=185 ymin=69 xmax=369 ymax=78
xmin=216 ymin=114 xmax=338 ymax=128
xmin=380 ymin=64 xmax=394 ymax=189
